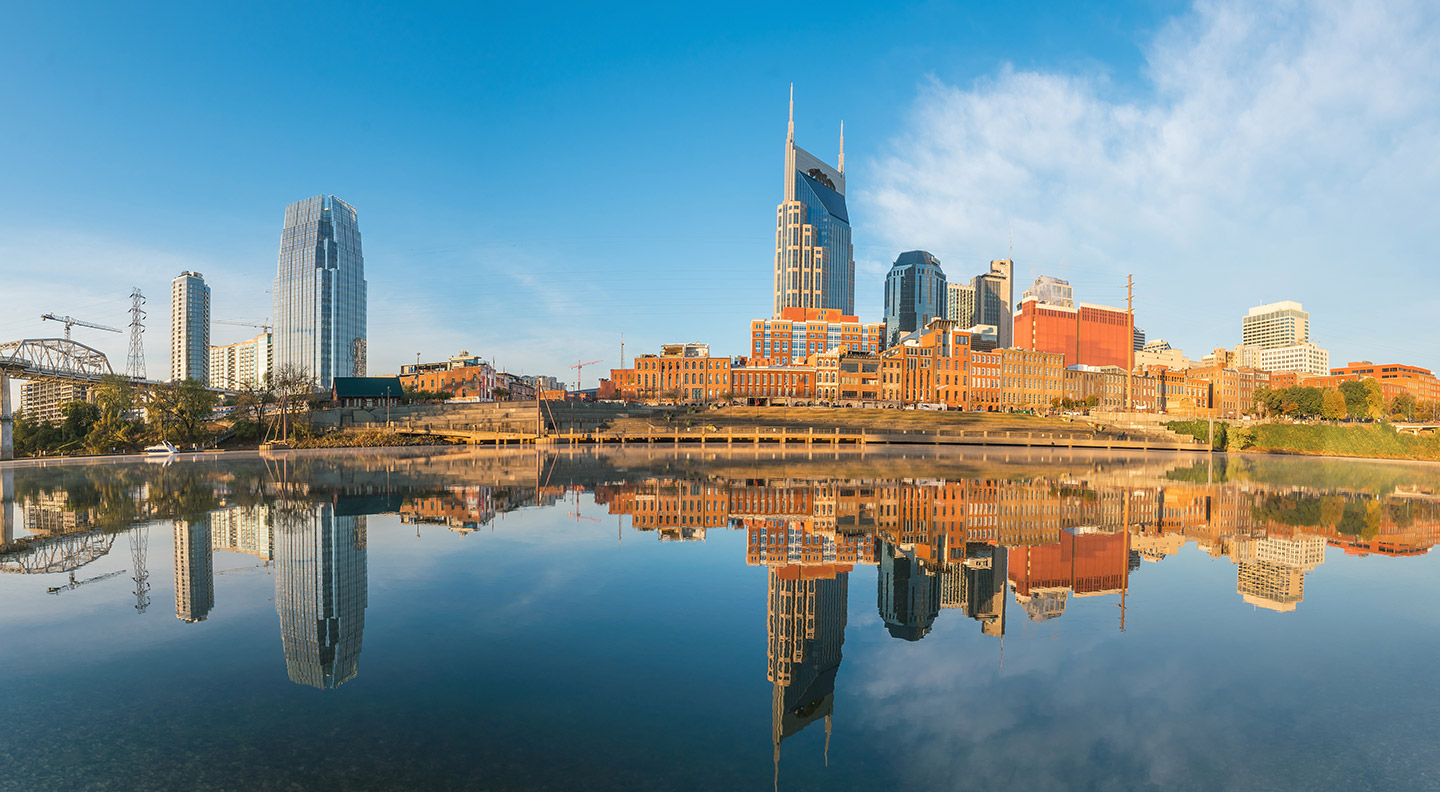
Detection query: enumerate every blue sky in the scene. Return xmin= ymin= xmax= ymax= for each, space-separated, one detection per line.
xmin=2 ymin=0 xmax=1436 ymax=387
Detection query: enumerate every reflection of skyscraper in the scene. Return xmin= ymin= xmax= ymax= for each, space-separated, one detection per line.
xmin=1236 ymin=536 xmax=1324 ymax=612
xmin=877 ymin=540 xmax=940 ymax=641
xmin=768 ymin=566 xmax=847 ymax=778
xmin=938 ymin=543 xmax=1008 ymax=636
xmin=274 ymin=503 xmax=368 ymax=689
xmin=173 ymin=517 xmax=214 ymax=622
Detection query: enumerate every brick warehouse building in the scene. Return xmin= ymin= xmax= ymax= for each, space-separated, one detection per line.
xmin=1013 ymin=296 xmax=1133 ymax=369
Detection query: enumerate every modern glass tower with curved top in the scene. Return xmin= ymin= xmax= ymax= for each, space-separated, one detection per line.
xmin=272 ymin=195 xmax=367 ymax=389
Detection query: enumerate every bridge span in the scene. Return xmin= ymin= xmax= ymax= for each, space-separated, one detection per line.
xmin=1 ymin=338 xmax=118 ymax=460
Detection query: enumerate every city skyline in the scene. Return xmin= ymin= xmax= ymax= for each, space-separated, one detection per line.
xmin=3 ymin=1 xmax=1439 ymax=389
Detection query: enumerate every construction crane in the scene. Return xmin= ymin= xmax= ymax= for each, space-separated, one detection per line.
xmin=47 ymin=568 xmax=126 ymax=594
xmin=215 ymin=318 xmax=273 ymax=334
xmin=569 ymin=359 xmax=602 ymax=393
xmin=41 ymin=313 xmax=121 ymax=340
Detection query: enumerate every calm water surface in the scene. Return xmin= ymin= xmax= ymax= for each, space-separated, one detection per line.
xmin=2 ymin=447 xmax=1438 ymax=791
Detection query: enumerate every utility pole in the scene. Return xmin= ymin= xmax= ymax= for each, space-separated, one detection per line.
xmin=1126 ymin=274 xmax=1135 ymax=414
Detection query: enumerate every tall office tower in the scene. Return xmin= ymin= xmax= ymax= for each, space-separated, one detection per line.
xmin=169 ymin=271 xmax=211 ymax=383
xmin=1022 ymin=275 xmax=1073 ymax=307
xmin=768 ymin=566 xmax=848 ymax=773
xmin=877 ymin=540 xmax=940 ymax=641
xmin=1242 ymin=301 xmax=1310 ymax=349
xmin=1134 ymin=326 xmax=1146 ymax=351
xmin=173 ymin=517 xmax=214 ymax=623
xmin=882 ymin=250 xmax=947 ymax=345
xmin=773 ymin=87 xmax=854 ymax=317
xmin=972 ymin=259 xmax=1014 ymax=348
xmin=272 ymin=195 xmax=367 ymax=389
xmin=274 ymin=502 xmax=368 ymax=689
xmin=946 ymin=282 xmax=975 ymax=327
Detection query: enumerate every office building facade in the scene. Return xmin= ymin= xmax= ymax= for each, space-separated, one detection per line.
xmin=882 ymin=250 xmax=947 ymax=346
xmin=773 ymin=88 xmax=854 ymax=316
xmin=750 ymin=308 xmax=885 ymax=364
xmin=272 ymin=195 xmax=367 ymax=389
xmin=972 ymin=259 xmax=1014 ymax=348
xmin=170 ymin=271 xmax=210 ymax=383
xmin=1242 ymin=301 xmax=1309 ymax=349
xmin=946 ymin=282 xmax=975 ymax=327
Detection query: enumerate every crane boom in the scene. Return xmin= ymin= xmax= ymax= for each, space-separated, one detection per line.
xmin=41 ymin=313 xmax=122 ymax=340
xmin=569 ymin=359 xmax=602 ymax=393
xmin=215 ymin=318 xmax=273 ymax=333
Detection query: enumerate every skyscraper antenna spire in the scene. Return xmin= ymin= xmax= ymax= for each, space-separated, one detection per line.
xmin=787 ymin=83 xmax=794 ymax=142
xmin=1009 ymin=224 xmax=1013 ymax=260
xmin=838 ymin=121 xmax=845 ymax=174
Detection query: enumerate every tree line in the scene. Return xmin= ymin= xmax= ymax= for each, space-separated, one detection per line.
xmin=1253 ymin=381 xmax=1436 ymax=422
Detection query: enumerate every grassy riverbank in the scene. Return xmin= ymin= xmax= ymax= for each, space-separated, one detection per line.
xmin=1167 ymin=420 xmax=1440 ymax=461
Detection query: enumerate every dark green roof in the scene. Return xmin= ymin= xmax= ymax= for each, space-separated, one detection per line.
xmin=333 ymin=377 xmax=404 ymax=399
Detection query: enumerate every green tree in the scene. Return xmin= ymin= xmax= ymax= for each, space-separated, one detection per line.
xmin=59 ymin=400 xmax=100 ymax=449
xmin=1338 ymin=380 xmax=1368 ymax=419
xmin=1390 ymin=392 xmax=1417 ymax=421
xmin=85 ymin=375 xmax=142 ymax=453
xmin=148 ymin=378 xmax=219 ymax=447
xmin=1321 ymin=388 xmax=1346 ymax=421
xmin=1362 ymin=379 xmax=1384 ymax=421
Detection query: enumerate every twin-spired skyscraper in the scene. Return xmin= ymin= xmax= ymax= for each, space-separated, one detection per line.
xmin=773 ymin=87 xmax=854 ymax=317
xmin=272 ymin=195 xmax=367 ymax=389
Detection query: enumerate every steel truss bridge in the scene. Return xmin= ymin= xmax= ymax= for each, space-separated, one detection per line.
xmin=0 ymin=337 xmax=205 ymax=460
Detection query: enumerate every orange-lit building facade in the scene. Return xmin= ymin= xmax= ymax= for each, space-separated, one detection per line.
xmin=1014 ymin=298 xmax=1133 ymax=369
xmin=610 ymin=343 xmax=732 ymax=403
xmin=751 ymin=307 xmax=885 ymax=364
xmin=731 ymin=364 xmax=816 ymax=404
xmin=1327 ymin=361 xmax=1440 ymax=403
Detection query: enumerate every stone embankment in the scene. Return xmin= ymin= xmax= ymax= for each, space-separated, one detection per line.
xmin=314 ymin=402 xmax=1206 ymax=452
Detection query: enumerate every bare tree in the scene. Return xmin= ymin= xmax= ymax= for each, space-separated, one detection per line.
xmin=269 ymin=364 xmax=315 ymax=443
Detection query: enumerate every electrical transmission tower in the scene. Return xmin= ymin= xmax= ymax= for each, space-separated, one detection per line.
xmin=126 ymin=288 xmax=146 ymax=380
xmin=129 ymin=525 xmax=150 ymax=613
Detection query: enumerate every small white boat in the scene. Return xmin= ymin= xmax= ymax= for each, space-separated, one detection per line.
xmin=143 ymin=441 xmax=179 ymax=456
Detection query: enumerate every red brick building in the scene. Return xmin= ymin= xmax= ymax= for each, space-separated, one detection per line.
xmin=1013 ymin=297 xmax=1133 ymax=369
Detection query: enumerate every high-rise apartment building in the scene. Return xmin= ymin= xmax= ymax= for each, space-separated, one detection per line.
xmin=170 ymin=271 xmax=210 ymax=383
xmin=272 ymin=195 xmax=367 ymax=390
xmin=209 ymin=332 xmax=272 ymax=390
xmin=1242 ymin=301 xmax=1310 ymax=349
xmin=882 ymin=250 xmax=947 ymax=346
xmin=946 ymin=282 xmax=975 ymax=327
xmin=18 ymin=381 xmax=90 ymax=424
xmin=773 ymin=88 xmax=853 ymax=316
xmin=972 ymin=259 xmax=1014 ymax=348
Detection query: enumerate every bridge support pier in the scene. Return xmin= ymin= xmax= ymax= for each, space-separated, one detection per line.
xmin=0 ymin=468 xmax=12 ymax=547
xmin=1 ymin=371 xmax=12 ymax=461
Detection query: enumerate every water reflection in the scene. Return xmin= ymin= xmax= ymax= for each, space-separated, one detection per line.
xmin=1 ymin=448 xmax=1438 ymax=787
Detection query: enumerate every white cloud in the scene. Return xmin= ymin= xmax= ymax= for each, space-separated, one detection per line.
xmin=860 ymin=0 xmax=1440 ymax=364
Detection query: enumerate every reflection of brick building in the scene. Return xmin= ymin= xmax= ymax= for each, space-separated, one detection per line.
xmin=1009 ymin=529 xmax=1131 ymax=603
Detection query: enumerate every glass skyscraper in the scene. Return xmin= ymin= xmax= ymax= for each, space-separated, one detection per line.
xmin=272 ymin=195 xmax=367 ymax=389
xmin=883 ymin=250 xmax=947 ymax=345
xmin=773 ymin=88 xmax=854 ymax=317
